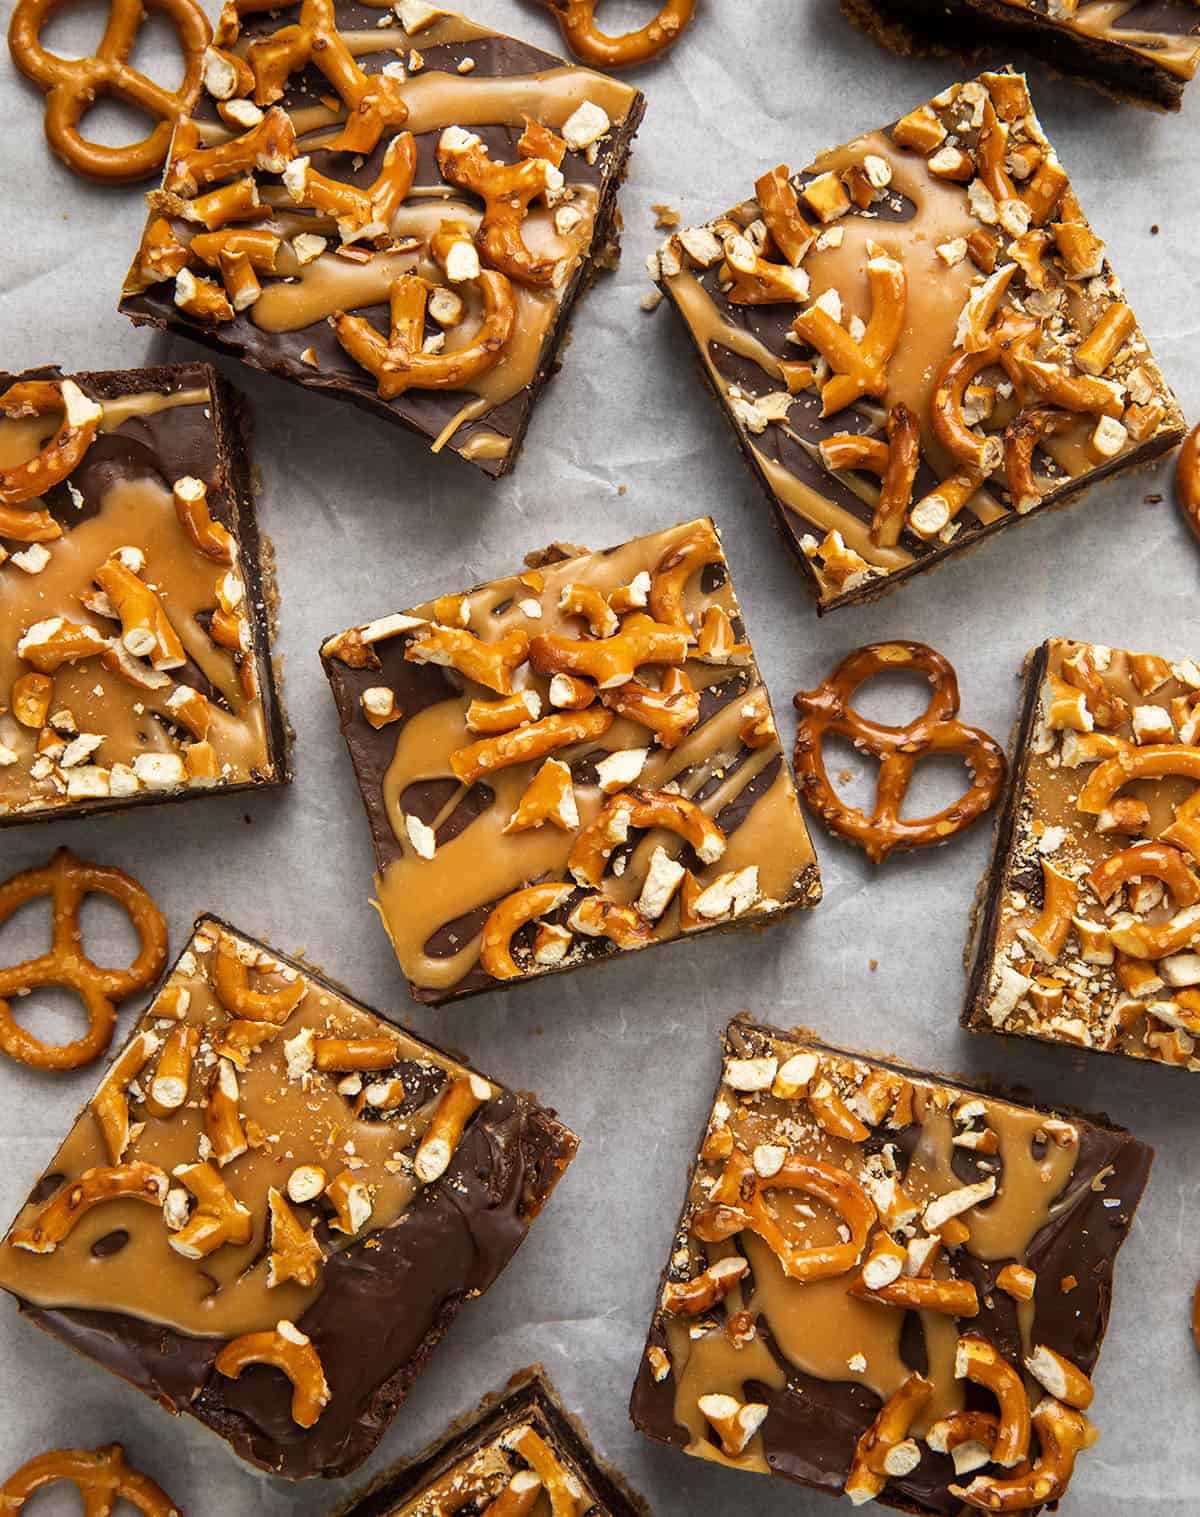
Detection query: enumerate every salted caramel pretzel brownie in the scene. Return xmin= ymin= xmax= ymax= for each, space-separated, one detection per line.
xmin=338 ymin=1367 xmax=647 ymax=1517
xmin=0 ymin=918 xmax=577 ymax=1479
xmin=841 ymin=0 xmax=1200 ymax=113
xmin=0 ymin=362 xmax=289 ymax=825
xmin=630 ymin=1017 xmax=1152 ymax=1513
xmin=321 ymin=518 xmax=821 ymax=1006
xmin=966 ymin=637 xmax=1200 ymax=1069
xmin=651 ymin=70 xmax=1185 ymax=612
xmin=118 ymin=3 xmax=645 ymax=478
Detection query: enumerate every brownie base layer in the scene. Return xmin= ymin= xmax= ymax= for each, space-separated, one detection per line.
xmin=628 ymin=1020 xmax=1154 ymax=1515
xmin=0 ymin=360 xmax=291 ymax=828
xmin=660 ymin=280 xmax=1186 ymax=616
xmin=120 ymin=16 xmax=645 ymax=481
xmin=841 ymin=0 xmax=1199 ymax=110
xmin=962 ymin=639 xmax=1049 ymax=1039
xmin=340 ymin=1368 xmax=649 ymax=1517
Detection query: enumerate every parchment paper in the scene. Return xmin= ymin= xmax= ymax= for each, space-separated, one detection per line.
xmin=1 ymin=2 xmax=1197 ymax=1511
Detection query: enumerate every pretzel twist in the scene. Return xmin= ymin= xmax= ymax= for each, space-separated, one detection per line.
xmin=481 ymin=883 xmax=574 ymax=980
xmin=0 ymin=850 xmax=168 ymax=1071
xmin=331 ymin=271 xmax=517 ymax=400
xmin=247 ymin=0 xmax=406 ymax=154
xmin=0 ymin=1444 xmax=181 ymax=1515
xmin=11 ymin=1162 xmax=169 ymax=1252
xmin=793 ymin=642 xmax=1006 ymax=863
xmin=1078 ymin=745 xmax=1200 ymax=817
xmin=7 ymin=0 xmax=210 ymax=181
xmin=791 ymin=246 xmax=906 ymax=417
xmin=437 ymin=133 xmax=562 ymax=287
xmin=819 ymin=405 xmax=920 ymax=549
xmin=534 ymin=0 xmax=695 ymax=68
xmin=0 ymin=379 xmax=103 ymax=523
xmin=951 ymin=1398 xmax=1096 ymax=1510
xmin=1178 ymin=423 xmax=1200 ymax=544
xmin=1087 ymin=840 xmax=1199 ymax=908
xmin=647 ymin=519 xmax=723 ymax=633
xmin=215 ymin=1321 xmax=330 ymax=1427
xmin=1003 ymin=406 xmax=1075 ymax=515
xmin=845 ymin=1372 xmax=933 ymax=1503
xmin=691 ymin=1148 xmax=875 ymax=1282
xmin=955 ymin=1336 xmax=1032 ymax=1468
xmin=212 ymin=934 xmax=305 ymax=1024
xmin=568 ymin=787 xmax=725 ymax=887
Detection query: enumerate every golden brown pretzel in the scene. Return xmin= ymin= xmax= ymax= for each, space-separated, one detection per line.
xmin=437 ymin=133 xmax=562 ymax=287
xmin=691 ymin=1148 xmax=875 ymax=1282
xmin=818 ymin=404 xmax=919 ymax=549
xmin=247 ymin=0 xmax=406 ymax=155
xmin=0 ymin=379 xmax=102 ymax=528
xmin=215 ymin=1321 xmax=330 ymax=1427
xmin=1003 ymin=405 xmax=1075 ymax=515
xmin=1087 ymin=840 xmax=1199 ymax=908
xmin=1178 ymin=422 xmax=1200 ymax=543
xmin=793 ymin=641 xmax=1006 ymax=863
xmin=331 ymin=272 xmax=517 ymax=401
xmin=534 ymin=0 xmax=695 ymax=68
xmin=0 ymin=849 xmax=168 ymax=1071
xmin=0 ymin=1443 xmax=181 ymax=1515
xmin=7 ymin=0 xmax=210 ymax=182
xmin=845 ymin=1372 xmax=933 ymax=1503
xmin=10 ymin=1162 xmax=169 ymax=1252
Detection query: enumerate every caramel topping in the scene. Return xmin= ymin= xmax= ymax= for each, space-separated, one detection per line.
xmin=655 ymin=1025 xmax=1088 ymax=1469
xmin=0 ymin=386 xmax=272 ymax=817
xmin=0 ymin=920 xmax=494 ymax=1338
xmin=657 ymin=73 xmax=1183 ymax=605
xmin=977 ymin=637 xmax=1200 ymax=1068
xmin=327 ymin=521 xmax=816 ymax=995
xmin=123 ymin=2 xmax=640 ymax=464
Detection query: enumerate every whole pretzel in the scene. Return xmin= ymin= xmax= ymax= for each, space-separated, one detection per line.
xmin=0 ymin=1443 xmax=181 ymax=1515
xmin=534 ymin=0 xmax=695 ymax=68
xmin=7 ymin=0 xmax=210 ymax=182
xmin=1178 ymin=422 xmax=1200 ymax=544
xmin=0 ymin=849 xmax=168 ymax=1071
xmin=793 ymin=641 xmax=1006 ymax=863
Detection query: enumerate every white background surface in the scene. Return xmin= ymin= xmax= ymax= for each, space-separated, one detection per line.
xmin=1 ymin=1 xmax=1198 ymax=1511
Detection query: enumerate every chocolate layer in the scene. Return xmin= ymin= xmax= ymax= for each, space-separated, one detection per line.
xmin=0 ymin=361 xmax=290 ymax=826
xmin=119 ymin=6 xmax=645 ymax=479
xmin=1 ymin=918 xmax=578 ymax=1480
xmin=339 ymin=1367 xmax=648 ymax=1516
xmin=629 ymin=1017 xmax=1152 ymax=1514
xmin=842 ymin=0 xmax=1200 ymax=111
xmin=963 ymin=640 xmax=1051 ymax=1040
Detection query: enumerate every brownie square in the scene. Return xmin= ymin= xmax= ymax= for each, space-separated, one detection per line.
xmin=339 ymin=1367 xmax=647 ymax=1517
xmin=0 ymin=917 xmax=578 ymax=1479
xmin=118 ymin=3 xmax=645 ymax=479
xmin=630 ymin=1017 xmax=1151 ymax=1513
xmin=841 ymin=0 xmax=1200 ymax=113
xmin=966 ymin=635 xmax=1200 ymax=1069
xmin=320 ymin=516 xmax=821 ymax=1006
xmin=651 ymin=69 xmax=1185 ymax=612
xmin=0 ymin=361 xmax=289 ymax=825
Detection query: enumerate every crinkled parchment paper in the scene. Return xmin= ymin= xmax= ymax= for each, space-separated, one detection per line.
xmin=0 ymin=1 xmax=1197 ymax=1511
